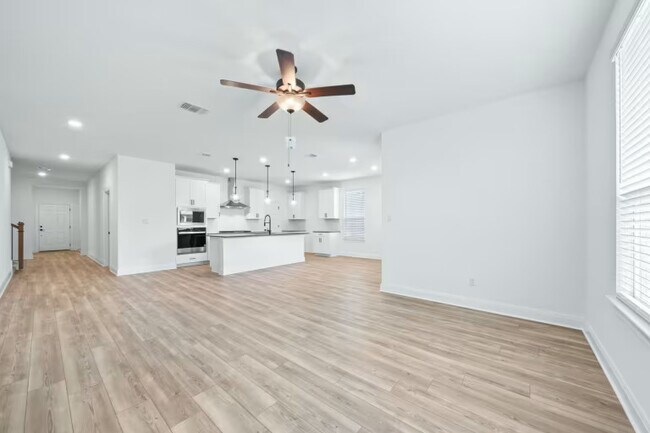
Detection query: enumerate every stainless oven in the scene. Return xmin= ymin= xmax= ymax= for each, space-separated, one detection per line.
xmin=178 ymin=207 xmax=206 ymax=226
xmin=177 ymin=227 xmax=207 ymax=254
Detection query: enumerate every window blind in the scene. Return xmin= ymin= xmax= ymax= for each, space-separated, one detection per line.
xmin=343 ymin=189 xmax=365 ymax=242
xmin=615 ymin=0 xmax=650 ymax=321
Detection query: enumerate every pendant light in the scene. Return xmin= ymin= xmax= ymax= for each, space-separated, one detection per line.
xmin=290 ymin=170 xmax=296 ymax=206
xmin=264 ymin=164 xmax=271 ymax=204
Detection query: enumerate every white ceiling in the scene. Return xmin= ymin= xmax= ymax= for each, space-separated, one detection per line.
xmin=0 ymin=0 xmax=614 ymax=185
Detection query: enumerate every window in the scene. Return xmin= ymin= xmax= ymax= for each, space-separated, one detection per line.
xmin=343 ymin=189 xmax=365 ymax=241
xmin=615 ymin=0 xmax=650 ymax=322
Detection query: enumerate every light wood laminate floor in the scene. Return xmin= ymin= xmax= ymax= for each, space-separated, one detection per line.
xmin=0 ymin=251 xmax=633 ymax=433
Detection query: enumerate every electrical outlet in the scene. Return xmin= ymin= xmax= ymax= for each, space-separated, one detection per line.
xmin=469 ymin=278 xmax=476 ymax=287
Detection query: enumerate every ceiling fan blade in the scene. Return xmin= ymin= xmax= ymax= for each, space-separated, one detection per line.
xmin=304 ymin=84 xmax=356 ymax=97
xmin=302 ymin=101 xmax=328 ymax=123
xmin=220 ymin=79 xmax=276 ymax=94
xmin=276 ymin=49 xmax=297 ymax=87
xmin=258 ymin=102 xmax=280 ymax=119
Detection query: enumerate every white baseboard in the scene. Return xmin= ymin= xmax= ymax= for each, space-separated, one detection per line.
xmin=87 ymin=254 xmax=106 ymax=267
xmin=380 ymin=283 xmax=583 ymax=330
xmin=116 ymin=262 xmax=177 ymax=276
xmin=338 ymin=252 xmax=382 ymax=260
xmin=583 ymin=325 xmax=649 ymax=433
xmin=0 ymin=267 xmax=12 ymax=300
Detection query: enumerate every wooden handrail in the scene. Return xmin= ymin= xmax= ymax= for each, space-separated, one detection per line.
xmin=10 ymin=222 xmax=24 ymax=270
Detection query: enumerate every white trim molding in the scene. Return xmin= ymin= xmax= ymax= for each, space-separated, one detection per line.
xmin=380 ymin=283 xmax=583 ymax=329
xmin=87 ymin=254 xmax=106 ymax=267
xmin=0 ymin=267 xmax=13 ymax=299
xmin=609 ymin=295 xmax=650 ymax=344
xmin=116 ymin=262 xmax=177 ymax=277
xmin=583 ymin=325 xmax=650 ymax=433
xmin=338 ymin=252 xmax=381 ymax=260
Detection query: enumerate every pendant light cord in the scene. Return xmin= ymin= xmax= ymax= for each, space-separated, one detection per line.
xmin=287 ymin=114 xmax=293 ymax=168
xmin=265 ymin=165 xmax=270 ymax=198
xmin=291 ymin=170 xmax=295 ymax=200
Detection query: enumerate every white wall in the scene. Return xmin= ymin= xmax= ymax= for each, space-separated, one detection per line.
xmin=381 ymin=81 xmax=586 ymax=328
xmin=11 ymin=176 xmax=35 ymax=260
xmin=0 ymin=129 xmax=12 ymax=295
xmin=86 ymin=157 xmax=118 ymax=271
xmin=116 ymin=155 xmax=176 ymax=276
xmin=32 ymin=187 xmax=81 ymax=251
xmin=584 ymin=0 xmax=650 ymax=430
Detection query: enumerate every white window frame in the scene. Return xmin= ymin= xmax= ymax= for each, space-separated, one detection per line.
xmin=342 ymin=189 xmax=366 ymax=242
xmin=614 ymin=0 xmax=650 ymax=325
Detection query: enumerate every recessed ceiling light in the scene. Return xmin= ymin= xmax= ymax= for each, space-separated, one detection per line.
xmin=259 ymin=156 xmax=267 ymax=164
xmin=67 ymin=119 xmax=83 ymax=130
xmin=285 ymin=179 xmax=291 ymax=184
xmin=59 ymin=154 xmax=70 ymax=160
xmin=370 ymin=165 xmax=378 ymax=171
xmin=322 ymin=172 xmax=329 ymax=177
xmin=349 ymin=156 xmax=357 ymax=163
xmin=223 ymin=168 xmax=230 ymax=174
xmin=37 ymin=171 xmax=48 ymax=177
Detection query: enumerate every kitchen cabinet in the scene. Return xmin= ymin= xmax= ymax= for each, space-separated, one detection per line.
xmin=288 ymin=192 xmax=305 ymax=220
xmin=312 ymin=232 xmax=340 ymax=256
xmin=176 ymin=177 xmax=191 ymax=207
xmin=206 ymin=182 xmax=220 ymax=219
xmin=246 ymin=187 xmax=265 ymax=219
xmin=176 ymin=252 xmax=208 ymax=265
xmin=176 ymin=177 xmax=207 ymax=207
xmin=318 ymin=187 xmax=340 ymax=219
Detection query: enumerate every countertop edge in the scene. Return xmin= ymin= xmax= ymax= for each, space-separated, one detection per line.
xmin=207 ymin=232 xmax=309 ymax=238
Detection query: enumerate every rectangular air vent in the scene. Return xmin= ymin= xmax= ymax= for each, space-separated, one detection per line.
xmin=180 ymin=102 xmax=208 ymax=114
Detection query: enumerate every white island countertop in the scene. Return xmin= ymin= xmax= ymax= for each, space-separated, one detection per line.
xmin=208 ymin=231 xmax=307 ymax=275
xmin=207 ymin=231 xmax=308 ymax=238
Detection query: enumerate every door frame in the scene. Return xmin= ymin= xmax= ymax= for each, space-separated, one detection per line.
xmin=103 ymin=189 xmax=111 ymax=269
xmin=38 ymin=203 xmax=72 ymax=252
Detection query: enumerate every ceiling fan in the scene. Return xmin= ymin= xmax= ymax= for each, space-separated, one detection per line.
xmin=220 ymin=49 xmax=356 ymax=123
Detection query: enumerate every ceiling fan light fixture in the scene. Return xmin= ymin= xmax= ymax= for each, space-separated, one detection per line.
xmin=277 ymin=94 xmax=306 ymax=113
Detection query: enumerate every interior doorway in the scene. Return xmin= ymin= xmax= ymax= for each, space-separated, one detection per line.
xmin=104 ymin=190 xmax=111 ymax=268
xmin=38 ymin=204 xmax=71 ymax=251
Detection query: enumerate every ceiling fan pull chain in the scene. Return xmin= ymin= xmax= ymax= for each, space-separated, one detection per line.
xmin=287 ymin=114 xmax=292 ymax=168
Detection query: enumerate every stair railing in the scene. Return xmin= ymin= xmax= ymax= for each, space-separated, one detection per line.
xmin=10 ymin=222 xmax=24 ymax=270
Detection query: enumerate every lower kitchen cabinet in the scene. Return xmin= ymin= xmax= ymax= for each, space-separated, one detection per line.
xmin=312 ymin=232 xmax=340 ymax=257
xmin=176 ymin=252 xmax=208 ymax=266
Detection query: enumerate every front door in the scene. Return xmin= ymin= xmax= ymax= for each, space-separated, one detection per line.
xmin=39 ymin=204 xmax=71 ymax=251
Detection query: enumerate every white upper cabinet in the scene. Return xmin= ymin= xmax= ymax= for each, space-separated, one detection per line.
xmin=288 ymin=192 xmax=305 ymax=220
xmin=206 ymin=182 xmax=220 ymax=219
xmin=318 ymin=187 xmax=340 ymax=219
xmin=190 ymin=180 xmax=207 ymax=207
xmin=246 ymin=187 xmax=265 ymax=219
xmin=176 ymin=177 xmax=208 ymax=207
xmin=176 ymin=177 xmax=191 ymax=207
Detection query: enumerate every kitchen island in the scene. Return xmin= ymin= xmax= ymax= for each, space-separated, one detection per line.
xmin=208 ymin=231 xmax=308 ymax=275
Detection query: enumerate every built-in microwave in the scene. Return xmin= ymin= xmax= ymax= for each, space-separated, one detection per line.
xmin=178 ymin=207 xmax=206 ymax=226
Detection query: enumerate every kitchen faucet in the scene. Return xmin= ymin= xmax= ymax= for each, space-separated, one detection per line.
xmin=263 ymin=214 xmax=272 ymax=235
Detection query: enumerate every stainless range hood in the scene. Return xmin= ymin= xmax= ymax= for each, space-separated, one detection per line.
xmin=221 ymin=177 xmax=249 ymax=209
